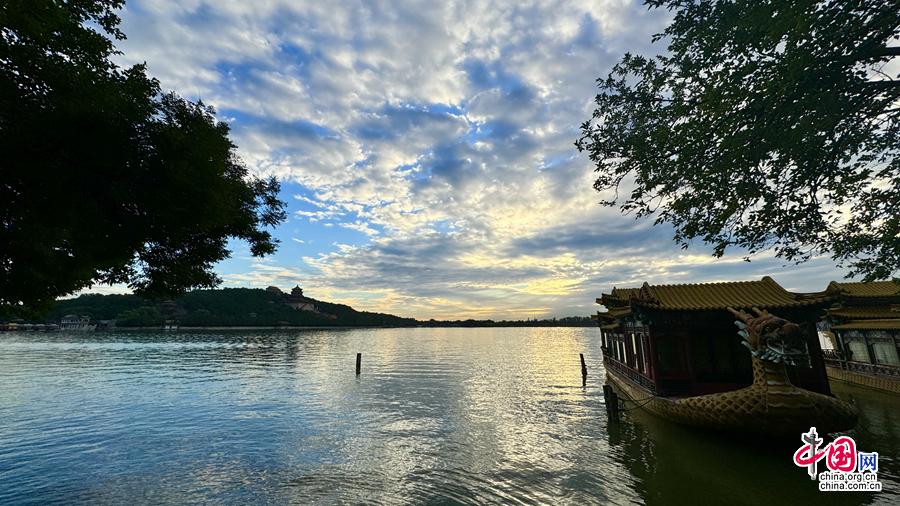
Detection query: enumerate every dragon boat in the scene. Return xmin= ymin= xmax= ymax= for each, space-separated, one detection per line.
xmin=596 ymin=277 xmax=858 ymax=436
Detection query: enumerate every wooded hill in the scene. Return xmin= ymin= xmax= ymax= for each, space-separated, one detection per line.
xmin=44 ymin=288 xmax=418 ymax=327
xmin=32 ymin=288 xmax=596 ymax=328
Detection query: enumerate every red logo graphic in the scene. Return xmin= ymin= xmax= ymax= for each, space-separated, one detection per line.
xmin=793 ymin=427 xmax=860 ymax=479
xmin=826 ymin=436 xmax=857 ymax=473
xmin=794 ymin=427 xmax=882 ymax=492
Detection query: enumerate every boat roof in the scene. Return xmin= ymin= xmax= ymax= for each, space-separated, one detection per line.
xmin=831 ymin=319 xmax=900 ymax=331
xmin=826 ymin=306 xmax=900 ymax=320
xmin=597 ymin=276 xmax=834 ymax=311
xmin=595 ymin=306 xmax=632 ymax=323
xmin=827 ymin=280 xmax=900 ymax=298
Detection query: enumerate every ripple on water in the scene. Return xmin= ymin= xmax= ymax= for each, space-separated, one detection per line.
xmin=0 ymin=328 xmax=897 ymax=505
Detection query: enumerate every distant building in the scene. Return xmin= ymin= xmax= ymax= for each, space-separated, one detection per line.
xmin=286 ymin=286 xmax=317 ymax=312
xmin=267 ymin=285 xmax=332 ymax=317
xmin=60 ymin=315 xmax=95 ymax=331
xmin=1 ymin=320 xmax=58 ymax=332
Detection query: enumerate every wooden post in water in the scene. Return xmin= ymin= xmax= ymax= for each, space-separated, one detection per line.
xmin=603 ymin=384 xmax=619 ymax=421
xmin=356 ymin=353 xmax=361 ymax=375
xmin=580 ymin=353 xmax=588 ymax=386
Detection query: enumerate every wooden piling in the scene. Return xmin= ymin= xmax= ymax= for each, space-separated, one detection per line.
xmin=603 ymin=384 xmax=619 ymax=420
xmin=356 ymin=353 xmax=361 ymax=375
xmin=580 ymin=353 xmax=588 ymax=378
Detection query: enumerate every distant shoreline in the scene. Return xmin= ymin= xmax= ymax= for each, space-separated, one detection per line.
xmin=4 ymin=324 xmax=600 ymax=333
xmin=25 ymin=289 xmax=597 ymax=329
xmin=106 ymin=325 xmax=600 ymax=331
xmin=113 ymin=325 xmax=398 ymax=331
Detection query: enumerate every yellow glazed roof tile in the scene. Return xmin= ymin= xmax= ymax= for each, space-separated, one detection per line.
xmin=828 ymin=280 xmax=900 ymax=298
xmin=596 ymin=307 xmax=632 ymax=321
xmin=611 ymin=287 xmax=641 ymax=299
xmin=827 ymin=306 xmax=900 ymax=320
xmin=597 ymin=276 xmax=833 ymax=311
xmin=831 ymin=319 xmax=900 ymax=330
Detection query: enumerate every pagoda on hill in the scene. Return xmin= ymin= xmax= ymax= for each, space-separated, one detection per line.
xmin=265 ymin=285 xmax=319 ymax=313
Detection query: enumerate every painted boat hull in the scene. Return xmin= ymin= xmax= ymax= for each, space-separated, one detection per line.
xmin=606 ymin=359 xmax=858 ymax=437
xmin=826 ymin=366 xmax=900 ymax=395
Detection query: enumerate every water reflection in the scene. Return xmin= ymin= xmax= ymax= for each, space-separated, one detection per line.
xmin=0 ymin=329 xmax=896 ymax=505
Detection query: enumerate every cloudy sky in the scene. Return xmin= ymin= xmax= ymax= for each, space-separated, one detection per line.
xmin=109 ymin=0 xmax=848 ymax=319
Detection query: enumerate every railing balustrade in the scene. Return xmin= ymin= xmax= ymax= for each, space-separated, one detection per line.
xmin=601 ymin=347 xmax=657 ymax=394
xmin=845 ymin=361 xmax=900 ymax=377
xmin=821 ymin=349 xmax=900 ymax=378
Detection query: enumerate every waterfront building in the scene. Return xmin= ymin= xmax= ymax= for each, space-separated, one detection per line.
xmin=820 ymin=281 xmax=900 ymax=394
xmin=60 ymin=315 xmax=96 ymax=331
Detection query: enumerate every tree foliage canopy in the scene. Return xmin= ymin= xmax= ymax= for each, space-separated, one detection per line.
xmin=577 ymin=0 xmax=900 ymax=280
xmin=1 ymin=0 xmax=286 ymax=311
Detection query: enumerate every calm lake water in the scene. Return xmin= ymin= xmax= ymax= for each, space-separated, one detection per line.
xmin=0 ymin=328 xmax=896 ymax=505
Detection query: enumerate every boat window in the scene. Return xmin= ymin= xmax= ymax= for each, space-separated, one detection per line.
xmin=714 ymin=335 xmax=738 ymax=373
xmin=690 ymin=334 xmax=749 ymax=383
xmin=633 ymin=333 xmax=645 ymax=374
xmin=630 ymin=333 xmax=638 ymax=370
xmin=640 ymin=334 xmax=651 ymax=376
xmin=656 ymin=337 xmax=685 ymax=374
xmin=870 ymin=331 xmax=900 ymax=366
xmin=843 ymin=332 xmax=871 ymax=363
xmin=690 ymin=334 xmax=714 ymax=380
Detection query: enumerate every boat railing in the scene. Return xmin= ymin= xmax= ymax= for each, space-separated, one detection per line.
xmin=822 ymin=349 xmax=845 ymax=370
xmin=822 ymin=349 xmax=843 ymax=362
xmin=844 ymin=361 xmax=900 ymax=378
xmin=601 ymin=349 xmax=657 ymax=394
xmin=823 ymin=349 xmax=900 ymax=378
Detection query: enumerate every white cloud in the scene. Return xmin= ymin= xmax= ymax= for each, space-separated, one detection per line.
xmin=113 ymin=1 xmax=848 ymax=319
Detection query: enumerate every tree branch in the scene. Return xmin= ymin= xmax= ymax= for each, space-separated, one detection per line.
xmin=860 ymin=46 xmax=900 ymax=59
xmin=865 ymin=80 xmax=900 ymax=90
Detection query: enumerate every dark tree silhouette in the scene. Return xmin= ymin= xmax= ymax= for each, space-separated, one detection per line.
xmin=44 ymin=289 xmax=420 ymax=328
xmin=0 ymin=0 xmax=287 ymax=312
xmin=577 ymin=0 xmax=899 ymax=280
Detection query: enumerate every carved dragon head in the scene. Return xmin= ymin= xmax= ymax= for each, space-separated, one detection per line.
xmin=727 ymin=307 xmax=811 ymax=367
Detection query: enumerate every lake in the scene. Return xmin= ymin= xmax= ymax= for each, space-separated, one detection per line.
xmin=0 ymin=328 xmax=896 ymax=505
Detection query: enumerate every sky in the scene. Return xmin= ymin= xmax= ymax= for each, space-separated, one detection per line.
xmin=102 ymin=0 xmax=850 ymax=320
